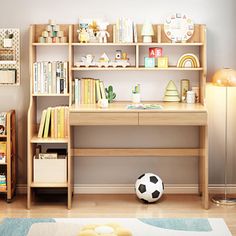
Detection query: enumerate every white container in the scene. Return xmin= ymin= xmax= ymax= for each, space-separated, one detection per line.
xmin=98 ymin=98 xmax=108 ymax=108
xmin=34 ymin=157 xmax=67 ymax=183
xmin=3 ymin=39 xmax=13 ymax=48
xmin=186 ymin=91 xmax=195 ymax=104
xmin=132 ymin=93 xmax=141 ymax=103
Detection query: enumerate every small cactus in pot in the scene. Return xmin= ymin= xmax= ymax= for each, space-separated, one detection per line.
xmin=105 ymin=85 xmax=116 ymax=103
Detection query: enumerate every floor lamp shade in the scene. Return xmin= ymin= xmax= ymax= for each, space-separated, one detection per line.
xmin=212 ymin=68 xmax=236 ymax=87
xmin=212 ymin=68 xmax=236 ymax=206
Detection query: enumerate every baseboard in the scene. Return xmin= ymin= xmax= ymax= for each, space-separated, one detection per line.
xmin=16 ymin=184 xmax=236 ymax=194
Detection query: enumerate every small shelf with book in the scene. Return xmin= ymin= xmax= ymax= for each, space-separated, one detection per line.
xmin=0 ymin=110 xmax=16 ymax=202
xmin=28 ymin=24 xmax=71 ymax=209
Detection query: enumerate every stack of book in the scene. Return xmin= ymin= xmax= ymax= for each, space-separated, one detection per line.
xmin=0 ymin=174 xmax=6 ymax=191
xmin=0 ymin=112 xmax=7 ymax=135
xmin=38 ymin=106 xmax=69 ymax=138
xmin=73 ymin=78 xmax=106 ymax=105
xmin=0 ymin=142 xmax=6 ymax=163
xmin=114 ymin=18 xmax=137 ymax=43
xmin=33 ymin=61 xmax=68 ymax=94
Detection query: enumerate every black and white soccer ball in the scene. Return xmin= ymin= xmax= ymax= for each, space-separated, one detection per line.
xmin=135 ymin=173 xmax=164 ymax=203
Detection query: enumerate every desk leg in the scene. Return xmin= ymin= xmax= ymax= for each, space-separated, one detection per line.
xmin=67 ymin=126 xmax=73 ymax=210
xmin=200 ymin=125 xmax=209 ymax=209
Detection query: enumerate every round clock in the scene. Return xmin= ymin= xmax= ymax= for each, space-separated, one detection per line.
xmin=164 ymin=13 xmax=194 ymax=43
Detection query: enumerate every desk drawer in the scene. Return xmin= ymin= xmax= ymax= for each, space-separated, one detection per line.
xmin=70 ymin=112 xmax=138 ymax=125
xmin=139 ymin=112 xmax=207 ymax=125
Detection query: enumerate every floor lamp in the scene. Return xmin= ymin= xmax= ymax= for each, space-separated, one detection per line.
xmin=211 ymin=68 xmax=236 ymax=205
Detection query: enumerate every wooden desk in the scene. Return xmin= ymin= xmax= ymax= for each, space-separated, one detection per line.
xmin=68 ymin=102 xmax=208 ymax=209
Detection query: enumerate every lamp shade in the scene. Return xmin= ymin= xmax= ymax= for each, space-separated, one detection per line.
xmin=141 ymin=22 xmax=154 ymax=36
xmin=212 ymin=68 xmax=236 ymax=87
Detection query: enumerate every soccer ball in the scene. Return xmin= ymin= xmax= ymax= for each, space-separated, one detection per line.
xmin=135 ymin=173 xmax=164 ymax=203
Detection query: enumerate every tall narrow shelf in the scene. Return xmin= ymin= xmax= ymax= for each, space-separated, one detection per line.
xmin=27 ymin=24 xmax=72 ymax=209
xmin=0 ymin=110 xmax=16 ymax=202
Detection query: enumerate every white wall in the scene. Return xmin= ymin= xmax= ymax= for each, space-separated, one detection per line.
xmin=0 ymin=0 xmax=235 ymax=186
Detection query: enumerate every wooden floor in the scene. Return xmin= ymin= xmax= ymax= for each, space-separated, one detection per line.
xmin=0 ymin=194 xmax=236 ymax=235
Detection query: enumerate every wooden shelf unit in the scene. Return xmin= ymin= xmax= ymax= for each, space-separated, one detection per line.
xmin=28 ymin=23 xmax=207 ymax=209
xmin=27 ymin=24 xmax=71 ymax=209
xmin=0 ymin=110 xmax=16 ymax=203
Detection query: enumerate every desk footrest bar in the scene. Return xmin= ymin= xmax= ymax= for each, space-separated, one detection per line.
xmin=72 ymin=148 xmax=200 ymax=157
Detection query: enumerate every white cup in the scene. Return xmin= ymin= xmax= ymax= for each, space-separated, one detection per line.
xmin=132 ymin=93 xmax=141 ymax=103
xmin=186 ymin=91 xmax=195 ymax=104
xmin=98 ymin=98 xmax=108 ymax=108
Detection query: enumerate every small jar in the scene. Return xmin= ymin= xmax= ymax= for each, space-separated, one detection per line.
xmin=186 ymin=91 xmax=195 ymax=104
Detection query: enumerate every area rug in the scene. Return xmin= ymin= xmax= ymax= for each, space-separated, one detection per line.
xmin=0 ymin=218 xmax=232 ymax=236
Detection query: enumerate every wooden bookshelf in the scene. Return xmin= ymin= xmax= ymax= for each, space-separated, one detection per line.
xmin=0 ymin=110 xmax=16 ymax=203
xmin=28 ymin=22 xmax=208 ymax=209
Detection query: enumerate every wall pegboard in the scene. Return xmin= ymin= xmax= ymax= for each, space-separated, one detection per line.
xmin=0 ymin=29 xmax=20 ymax=85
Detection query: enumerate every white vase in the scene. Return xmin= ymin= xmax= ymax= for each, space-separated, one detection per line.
xmin=132 ymin=93 xmax=141 ymax=103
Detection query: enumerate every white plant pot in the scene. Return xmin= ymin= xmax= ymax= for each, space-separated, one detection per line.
xmin=3 ymin=39 xmax=13 ymax=48
xmin=132 ymin=93 xmax=141 ymax=103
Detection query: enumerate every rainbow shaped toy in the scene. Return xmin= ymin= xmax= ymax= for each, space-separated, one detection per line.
xmin=177 ymin=53 xmax=200 ymax=68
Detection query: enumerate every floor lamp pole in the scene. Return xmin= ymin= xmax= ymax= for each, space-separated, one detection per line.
xmin=212 ymin=86 xmax=236 ymax=205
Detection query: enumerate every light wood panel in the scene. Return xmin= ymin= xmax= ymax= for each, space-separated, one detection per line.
xmin=139 ymin=112 xmax=207 ymax=126
xmin=0 ymin=195 xmax=235 ymax=235
xmin=70 ymin=112 xmax=139 ymax=126
xmin=72 ymin=148 xmax=200 ymax=157
xmin=31 ymin=182 xmax=68 ymax=188
xmin=30 ymin=136 xmax=68 ymax=144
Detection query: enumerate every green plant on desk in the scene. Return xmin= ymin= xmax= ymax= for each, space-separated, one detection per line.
xmin=105 ymin=85 xmax=116 ymax=103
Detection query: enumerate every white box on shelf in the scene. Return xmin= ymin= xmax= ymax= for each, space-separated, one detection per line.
xmin=33 ymin=156 xmax=67 ymax=183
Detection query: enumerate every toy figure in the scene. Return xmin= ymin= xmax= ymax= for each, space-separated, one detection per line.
xmin=97 ymin=22 xmax=110 ymax=43
xmin=78 ymin=28 xmax=89 ymax=43
xmin=77 ymin=23 xmax=90 ymax=43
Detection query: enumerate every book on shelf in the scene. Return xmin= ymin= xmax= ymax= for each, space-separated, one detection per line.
xmin=0 ymin=174 xmax=6 ymax=190
xmin=38 ymin=153 xmax=57 ymax=159
xmin=38 ymin=106 xmax=69 ymax=139
xmin=37 ymin=109 xmax=47 ymax=138
xmin=114 ymin=17 xmax=135 ymax=43
xmin=43 ymin=107 xmax=51 ymax=138
xmin=0 ymin=142 xmax=6 ymax=163
xmin=74 ymin=78 xmax=102 ymax=105
xmin=0 ymin=112 xmax=7 ymax=135
xmin=33 ymin=61 xmax=68 ymax=95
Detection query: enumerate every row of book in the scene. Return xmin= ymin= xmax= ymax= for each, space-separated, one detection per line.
xmin=114 ymin=17 xmax=137 ymax=43
xmin=38 ymin=106 xmax=69 ymax=138
xmin=0 ymin=112 xmax=7 ymax=135
xmin=0 ymin=142 xmax=6 ymax=163
xmin=0 ymin=174 xmax=6 ymax=191
xmin=33 ymin=61 xmax=68 ymax=94
xmin=72 ymin=78 xmax=106 ymax=105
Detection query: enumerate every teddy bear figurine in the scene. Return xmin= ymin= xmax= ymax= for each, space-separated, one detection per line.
xmin=97 ymin=22 xmax=110 ymax=43
xmin=78 ymin=223 xmax=132 ymax=236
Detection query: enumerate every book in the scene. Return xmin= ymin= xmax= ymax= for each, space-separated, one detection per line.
xmin=38 ymin=109 xmax=47 ymax=138
xmin=126 ymin=104 xmax=163 ymax=110
xmin=39 ymin=153 xmax=57 ymax=159
xmin=51 ymin=108 xmax=55 ymax=138
xmin=99 ymin=81 xmax=106 ymax=99
xmin=0 ymin=142 xmax=6 ymax=163
xmin=43 ymin=107 xmax=51 ymax=138
xmin=0 ymin=112 xmax=7 ymax=135
xmin=95 ymin=79 xmax=101 ymax=102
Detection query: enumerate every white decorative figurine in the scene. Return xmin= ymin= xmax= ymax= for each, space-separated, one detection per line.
xmin=97 ymin=22 xmax=110 ymax=43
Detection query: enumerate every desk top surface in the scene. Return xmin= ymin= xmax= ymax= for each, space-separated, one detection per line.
xmin=69 ymin=101 xmax=207 ymax=113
